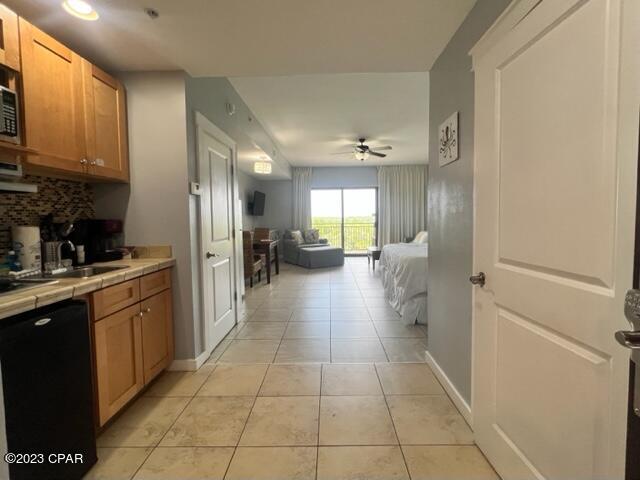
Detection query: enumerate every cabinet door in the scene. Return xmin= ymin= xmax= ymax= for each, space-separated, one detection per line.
xmin=0 ymin=5 xmax=19 ymax=71
xmin=19 ymin=18 xmax=86 ymax=173
xmin=94 ymin=304 xmax=143 ymax=426
xmin=140 ymin=290 xmax=174 ymax=384
xmin=83 ymin=61 xmax=129 ymax=182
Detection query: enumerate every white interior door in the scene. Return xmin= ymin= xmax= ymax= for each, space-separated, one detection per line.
xmin=196 ymin=112 xmax=237 ymax=352
xmin=471 ymin=0 xmax=639 ymax=479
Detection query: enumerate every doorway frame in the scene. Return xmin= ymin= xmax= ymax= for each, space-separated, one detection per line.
xmin=194 ymin=111 xmax=240 ymax=359
xmin=311 ymin=186 xmax=379 ymax=255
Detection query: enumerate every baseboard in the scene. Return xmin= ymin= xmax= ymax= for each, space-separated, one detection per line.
xmin=168 ymin=348 xmax=212 ymax=372
xmin=425 ymin=350 xmax=473 ymax=427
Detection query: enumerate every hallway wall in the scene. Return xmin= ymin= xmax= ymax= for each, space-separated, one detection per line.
xmin=426 ymin=0 xmax=511 ymax=405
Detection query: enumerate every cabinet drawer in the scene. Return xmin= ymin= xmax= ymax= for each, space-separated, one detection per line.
xmin=140 ymin=269 xmax=171 ymax=299
xmin=92 ymin=279 xmax=140 ymax=320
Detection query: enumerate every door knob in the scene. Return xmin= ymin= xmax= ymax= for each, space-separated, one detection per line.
xmin=469 ymin=272 xmax=486 ymax=287
xmin=615 ymin=330 xmax=640 ymax=350
xmin=206 ymin=252 xmax=218 ymax=259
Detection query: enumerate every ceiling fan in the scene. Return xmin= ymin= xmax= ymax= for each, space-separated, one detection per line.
xmin=333 ymin=138 xmax=393 ymax=161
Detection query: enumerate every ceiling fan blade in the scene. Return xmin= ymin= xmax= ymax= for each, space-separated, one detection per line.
xmin=331 ymin=151 xmax=356 ymax=155
xmin=373 ymin=146 xmax=392 ymax=151
xmin=368 ymin=151 xmax=387 ymax=158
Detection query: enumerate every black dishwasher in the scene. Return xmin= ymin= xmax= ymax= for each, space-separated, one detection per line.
xmin=0 ymin=300 xmax=97 ymax=480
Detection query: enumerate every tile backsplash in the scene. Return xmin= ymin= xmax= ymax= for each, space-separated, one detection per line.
xmin=0 ymin=175 xmax=95 ymax=255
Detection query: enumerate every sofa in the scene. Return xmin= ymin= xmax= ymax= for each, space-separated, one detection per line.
xmin=283 ymin=229 xmax=344 ymax=268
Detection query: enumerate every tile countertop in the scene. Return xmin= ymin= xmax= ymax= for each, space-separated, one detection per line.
xmin=0 ymin=258 xmax=176 ymax=321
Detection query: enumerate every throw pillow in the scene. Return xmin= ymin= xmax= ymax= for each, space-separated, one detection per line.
xmin=290 ymin=230 xmax=304 ymax=244
xmin=304 ymin=229 xmax=320 ymax=244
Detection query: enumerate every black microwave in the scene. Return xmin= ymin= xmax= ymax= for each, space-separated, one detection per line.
xmin=0 ymin=86 xmax=19 ymax=144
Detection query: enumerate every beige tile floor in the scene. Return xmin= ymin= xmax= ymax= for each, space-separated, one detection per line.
xmin=86 ymin=258 xmax=498 ymax=479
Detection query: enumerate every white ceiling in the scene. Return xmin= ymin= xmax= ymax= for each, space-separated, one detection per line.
xmin=230 ymin=73 xmax=430 ymax=167
xmin=6 ymin=0 xmax=475 ymax=76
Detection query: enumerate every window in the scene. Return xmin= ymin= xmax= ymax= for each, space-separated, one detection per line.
xmin=311 ymin=188 xmax=377 ymax=254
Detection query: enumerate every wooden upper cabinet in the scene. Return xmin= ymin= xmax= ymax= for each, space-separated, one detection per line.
xmin=0 ymin=5 xmax=19 ymax=71
xmin=19 ymin=18 xmax=86 ymax=173
xmin=18 ymin=17 xmax=129 ymax=182
xmin=82 ymin=61 xmax=129 ymax=181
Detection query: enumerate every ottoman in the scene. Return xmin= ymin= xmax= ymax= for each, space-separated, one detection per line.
xmin=298 ymin=246 xmax=345 ymax=269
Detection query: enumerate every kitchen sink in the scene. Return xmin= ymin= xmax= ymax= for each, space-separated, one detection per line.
xmin=50 ymin=265 xmax=128 ymax=279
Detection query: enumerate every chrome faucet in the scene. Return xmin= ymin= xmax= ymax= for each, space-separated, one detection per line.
xmin=57 ymin=240 xmax=76 ymax=268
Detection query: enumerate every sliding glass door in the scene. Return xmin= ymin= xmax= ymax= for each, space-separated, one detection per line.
xmin=311 ymin=188 xmax=377 ymax=255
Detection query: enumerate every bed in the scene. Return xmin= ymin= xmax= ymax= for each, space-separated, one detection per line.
xmin=379 ymin=232 xmax=428 ymax=325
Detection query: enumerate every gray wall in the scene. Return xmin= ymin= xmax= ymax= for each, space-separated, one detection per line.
xmin=255 ymin=180 xmax=294 ymax=234
xmin=237 ymin=170 xmax=261 ymax=230
xmin=93 ymin=71 xmax=199 ymax=361
xmin=95 ymin=73 xmax=288 ymax=362
xmin=246 ymin=166 xmax=381 ymax=236
xmin=184 ymin=76 xmax=289 ymax=356
xmin=185 ymin=76 xmax=290 ymax=180
xmin=427 ymin=0 xmax=510 ymax=404
xmin=312 ymin=167 xmax=378 ymax=188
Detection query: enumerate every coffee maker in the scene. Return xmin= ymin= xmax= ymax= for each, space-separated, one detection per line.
xmin=71 ymin=219 xmax=124 ymax=264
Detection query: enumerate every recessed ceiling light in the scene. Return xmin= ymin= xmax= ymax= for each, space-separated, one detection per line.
xmin=62 ymin=0 xmax=99 ymax=21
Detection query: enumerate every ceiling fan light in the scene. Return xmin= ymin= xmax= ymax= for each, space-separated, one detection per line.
xmin=254 ymin=161 xmax=272 ymax=175
xmin=355 ymin=150 xmax=369 ymax=161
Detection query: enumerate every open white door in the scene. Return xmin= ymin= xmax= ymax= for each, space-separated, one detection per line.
xmin=471 ymin=0 xmax=639 ymax=479
xmin=196 ymin=112 xmax=238 ymax=353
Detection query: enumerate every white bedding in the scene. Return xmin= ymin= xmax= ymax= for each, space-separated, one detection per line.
xmin=379 ymin=242 xmax=428 ymax=325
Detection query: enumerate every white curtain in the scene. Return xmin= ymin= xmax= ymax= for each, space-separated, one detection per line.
xmin=292 ymin=167 xmax=313 ymax=230
xmin=378 ymin=165 xmax=428 ymax=246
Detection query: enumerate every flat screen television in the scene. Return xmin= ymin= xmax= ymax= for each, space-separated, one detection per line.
xmin=252 ymin=191 xmax=266 ymax=216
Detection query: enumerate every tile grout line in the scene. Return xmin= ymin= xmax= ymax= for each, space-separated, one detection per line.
xmin=373 ymin=362 xmax=414 ymax=480
xmin=221 ymin=361 xmax=271 ymax=480
xmin=270 ymin=307 xmax=293 ymax=363
xmin=128 ymin=390 xmax=200 ymax=479
xmin=125 ymin=445 xmax=156 ymax=480
xmin=316 ymin=364 xmax=324 ymax=480
xmin=121 ymin=353 xmax=224 ymax=479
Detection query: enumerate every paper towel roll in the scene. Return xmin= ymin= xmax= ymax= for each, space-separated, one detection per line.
xmin=11 ymin=226 xmax=41 ymax=271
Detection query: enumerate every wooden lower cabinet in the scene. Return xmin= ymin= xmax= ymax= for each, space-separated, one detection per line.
xmin=92 ymin=270 xmax=173 ymax=427
xmin=94 ymin=304 xmax=143 ymax=427
xmin=141 ymin=290 xmax=174 ymax=383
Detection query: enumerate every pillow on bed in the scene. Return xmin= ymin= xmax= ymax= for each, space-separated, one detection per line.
xmin=413 ymin=231 xmax=429 ymax=244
